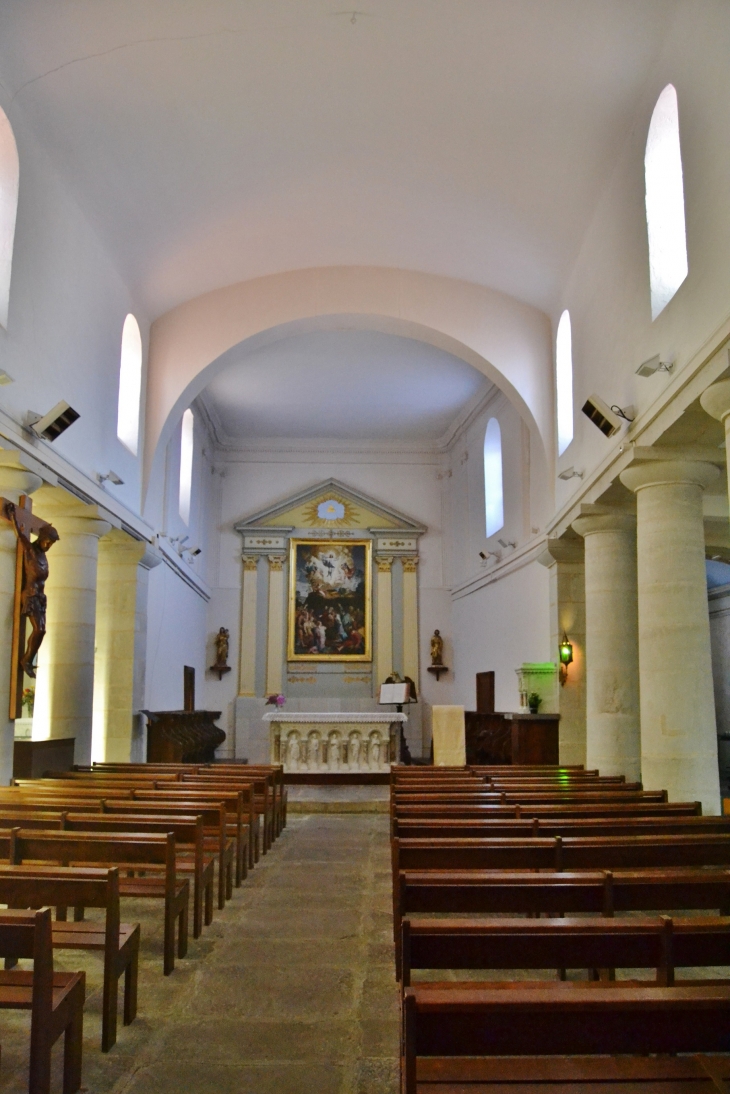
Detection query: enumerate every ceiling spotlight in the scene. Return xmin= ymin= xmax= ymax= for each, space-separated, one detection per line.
xmin=558 ymin=467 xmax=584 ymax=481
xmin=636 ymin=354 xmax=675 ymax=378
xmin=97 ymin=470 xmax=124 ymax=486
xmin=479 ymin=551 xmax=487 ymax=560
xmin=183 ymin=545 xmax=202 ymax=558
xmin=28 ymin=400 xmax=80 ymax=441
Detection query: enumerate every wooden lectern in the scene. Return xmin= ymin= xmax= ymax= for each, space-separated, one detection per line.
xmin=465 ymin=671 xmax=559 ymax=765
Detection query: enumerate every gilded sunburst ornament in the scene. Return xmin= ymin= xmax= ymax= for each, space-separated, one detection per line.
xmin=302 ymin=495 xmax=359 ymax=528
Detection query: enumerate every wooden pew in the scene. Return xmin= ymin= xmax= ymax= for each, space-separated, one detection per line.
xmin=8 ymin=830 xmax=188 ymax=975
xmin=392 ymin=833 xmax=730 ymax=875
xmin=62 ymin=813 xmax=216 ymax=939
xmin=393 ymin=800 xmax=703 ymax=819
xmin=0 ymin=907 xmax=85 ymax=1094
xmin=393 ymin=789 xmax=669 ymax=804
xmin=179 ymin=775 xmax=274 ymax=852
xmin=0 ymin=865 xmax=138 ymax=1052
xmin=131 ymin=788 xmax=254 ymax=876
xmin=401 ymin=913 xmax=730 ymax=988
xmin=402 ymin=984 xmax=730 ymax=1094
xmin=392 ymin=815 xmax=730 ymax=840
xmin=394 ymin=867 xmax=730 ymax=978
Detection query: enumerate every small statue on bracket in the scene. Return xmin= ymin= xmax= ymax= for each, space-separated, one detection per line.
xmin=427 ymin=629 xmax=449 ymax=681
xmin=6 ymin=501 xmax=59 ymax=677
xmin=209 ymin=626 xmax=232 ymax=680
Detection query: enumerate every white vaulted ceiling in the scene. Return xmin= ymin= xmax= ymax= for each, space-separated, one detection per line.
xmin=0 ymin=0 xmax=678 ymax=317
xmin=199 ymin=329 xmax=491 ymax=444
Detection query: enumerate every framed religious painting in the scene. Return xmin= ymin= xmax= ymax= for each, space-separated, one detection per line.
xmin=288 ymin=539 xmax=372 ymax=662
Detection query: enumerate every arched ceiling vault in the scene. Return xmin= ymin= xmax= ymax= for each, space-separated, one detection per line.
xmin=0 ymin=0 xmax=678 ymax=317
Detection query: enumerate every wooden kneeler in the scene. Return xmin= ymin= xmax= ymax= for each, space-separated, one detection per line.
xmin=0 ymin=907 xmax=85 ymax=1094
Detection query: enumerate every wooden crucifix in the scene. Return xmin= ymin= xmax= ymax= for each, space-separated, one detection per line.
xmin=1 ymin=496 xmax=59 ymax=719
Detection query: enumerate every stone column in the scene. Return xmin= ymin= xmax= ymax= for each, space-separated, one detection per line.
xmin=572 ymin=509 xmax=640 ymax=780
xmin=239 ymin=555 xmax=259 ymax=697
xmin=537 ymin=538 xmax=586 ymax=765
xmin=0 ymin=453 xmax=43 ymax=784
xmin=402 ymin=556 xmax=420 ymax=691
xmin=32 ymin=491 xmax=111 ymax=764
xmin=620 ymin=458 xmax=721 ymax=812
xmin=701 ymin=380 xmax=730 ymax=511
xmin=265 ymin=554 xmax=285 ymax=696
xmin=91 ymin=529 xmax=148 ymax=763
xmin=375 ymin=556 xmax=394 ymax=687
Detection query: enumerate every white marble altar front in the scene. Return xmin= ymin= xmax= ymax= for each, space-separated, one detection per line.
xmin=264 ymin=711 xmax=406 ymax=772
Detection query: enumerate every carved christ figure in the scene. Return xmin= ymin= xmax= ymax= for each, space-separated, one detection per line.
xmin=7 ymin=502 xmax=59 ymax=677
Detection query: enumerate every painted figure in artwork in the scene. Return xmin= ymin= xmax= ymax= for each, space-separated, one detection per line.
xmin=6 ymin=502 xmax=59 ymax=677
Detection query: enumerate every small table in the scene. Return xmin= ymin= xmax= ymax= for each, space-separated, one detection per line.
xmin=264 ymin=712 xmax=407 ymax=772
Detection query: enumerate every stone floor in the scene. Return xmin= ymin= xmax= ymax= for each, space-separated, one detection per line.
xmin=0 ymin=814 xmax=399 ymax=1094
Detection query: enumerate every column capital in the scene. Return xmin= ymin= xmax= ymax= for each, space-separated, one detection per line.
xmin=99 ymin=528 xmax=148 ymax=564
xmin=375 ymin=556 xmax=393 ymax=573
xmin=700 ymin=379 xmax=730 ymax=423
xmin=401 ymin=556 xmax=419 ymax=573
xmin=242 ymin=555 xmax=259 ymax=572
xmin=51 ymin=515 xmax=112 ymax=539
xmin=620 ymin=458 xmax=720 ymax=495
xmin=537 ymin=536 xmax=583 ymax=567
xmin=0 ymin=449 xmax=43 ymax=501
xmin=267 ymin=554 xmax=285 ymax=572
xmin=572 ymin=509 xmax=636 ymax=539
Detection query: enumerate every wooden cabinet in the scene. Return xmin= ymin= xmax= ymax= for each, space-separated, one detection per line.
xmin=465 ymin=712 xmax=559 ymax=765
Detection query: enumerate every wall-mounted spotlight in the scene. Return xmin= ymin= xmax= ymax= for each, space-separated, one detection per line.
xmin=498 ymin=538 xmax=516 ymax=550
xmin=581 ymin=395 xmax=634 ymax=438
xmin=636 ymin=354 xmax=675 ymax=378
xmin=182 ymin=545 xmax=202 ymax=558
xmin=479 ymin=549 xmax=501 ymax=565
xmin=97 ymin=470 xmax=124 ymax=486
xmin=28 ymin=400 xmax=80 ymax=441
xmin=558 ymin=466 xmax=584 ymax=482
xmin=559 ymin=633 xmax=574 ymax=686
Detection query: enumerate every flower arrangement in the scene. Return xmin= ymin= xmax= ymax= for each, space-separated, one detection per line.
xmin=265 ymin=694 xmax=286 ymax=708
xmin=22 ymin=687 xmax=35 ymax=716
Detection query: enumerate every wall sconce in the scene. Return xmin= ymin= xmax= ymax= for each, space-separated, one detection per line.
xmin=559 ymin=633 xmax=573 ymax=686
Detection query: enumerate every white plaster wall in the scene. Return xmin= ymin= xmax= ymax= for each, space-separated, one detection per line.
xmin=144 ymin=561 xmax=208 ymax=712
xmin=451 ymin=560 xmax=551 ymax=714
xmin=0 ymin=93 xmax=149 ymax=515
xmin=553 ymin=2 xmax=730 ymax=499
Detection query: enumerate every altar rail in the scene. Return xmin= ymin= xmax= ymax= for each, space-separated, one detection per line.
xmin=265 ymin=713 xmax=406 ymax=773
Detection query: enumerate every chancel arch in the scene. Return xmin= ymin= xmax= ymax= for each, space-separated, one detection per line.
xmin=143 ymin=267 xmax=555 ymax=511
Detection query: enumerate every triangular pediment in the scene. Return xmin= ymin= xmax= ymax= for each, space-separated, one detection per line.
xmin=234 ymin=479 xmax=425 ymax=535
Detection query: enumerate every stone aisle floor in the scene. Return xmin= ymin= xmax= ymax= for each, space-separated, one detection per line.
xmin=0 ymin=814 xmax=399 ymax=1094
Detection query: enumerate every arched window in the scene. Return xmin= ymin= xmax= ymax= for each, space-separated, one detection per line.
xmin=179 ymin=408 xmax=194 ymax=525
xmin=484 ymin=417 xmax=504 ymax=538
xmin=116 ymin=314 xmax=142 ymax=455
xmin=0 ymin=107 xmax=19 ymax=330
xmin=556 ymin=310 xmax=573 ymax=456
xmin=645 ymin=84 xmax=688 ymax=320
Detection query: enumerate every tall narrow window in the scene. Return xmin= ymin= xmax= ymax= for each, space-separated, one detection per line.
xmin=0 ymin=108 xmax=19 ymax=330
xmin=484 ymin=417 xmax=504 ymax=539
xmin=179 ymin=408 xmax=194 ymax=525
xmin=556 ymin=310 xmax=573 ymax=456
xmin=116 ymin=314 xmax=142 ymax=455
xmin=645 ymin=84 xmax=688 ymax=320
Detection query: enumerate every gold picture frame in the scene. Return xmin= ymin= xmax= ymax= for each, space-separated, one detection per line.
xmin=287 ymin=538 xmax=372 ymax=662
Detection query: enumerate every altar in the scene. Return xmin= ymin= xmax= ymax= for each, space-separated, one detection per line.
xmin=264 ymin=711 xmax=407 ymax=772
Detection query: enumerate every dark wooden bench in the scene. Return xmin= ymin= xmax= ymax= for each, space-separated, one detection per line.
xmin=393 ymin=815 xmax=730 ymax=840
xmin=401 ymin=913 xmax=730 ymax=987
xmin=8 ymin=830 xmax=188 ymax=975
xmin=63 ymin=812 xmax=216 ymax=939
xmin=395 ymin=867 xmax=730 ymax=978
xmin=393 ymin=789 xmax=669 ymax=804
xmin=392 ymin=833 xmax=730 ymax=875
xmin=132 ymin=787 xmax=254 ymax=876
xmin=394 ymin=800 xmax=703 ymax=819
xmin=179 ymin=775 xmax=274 ymax=852
xmin=0 ymin=864 xmax=138 ymax=1052
xmin=0 ymin=907 xmax=85 ymax=1094
xmin=402 ymin=984 xmax=730 ymax=1094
